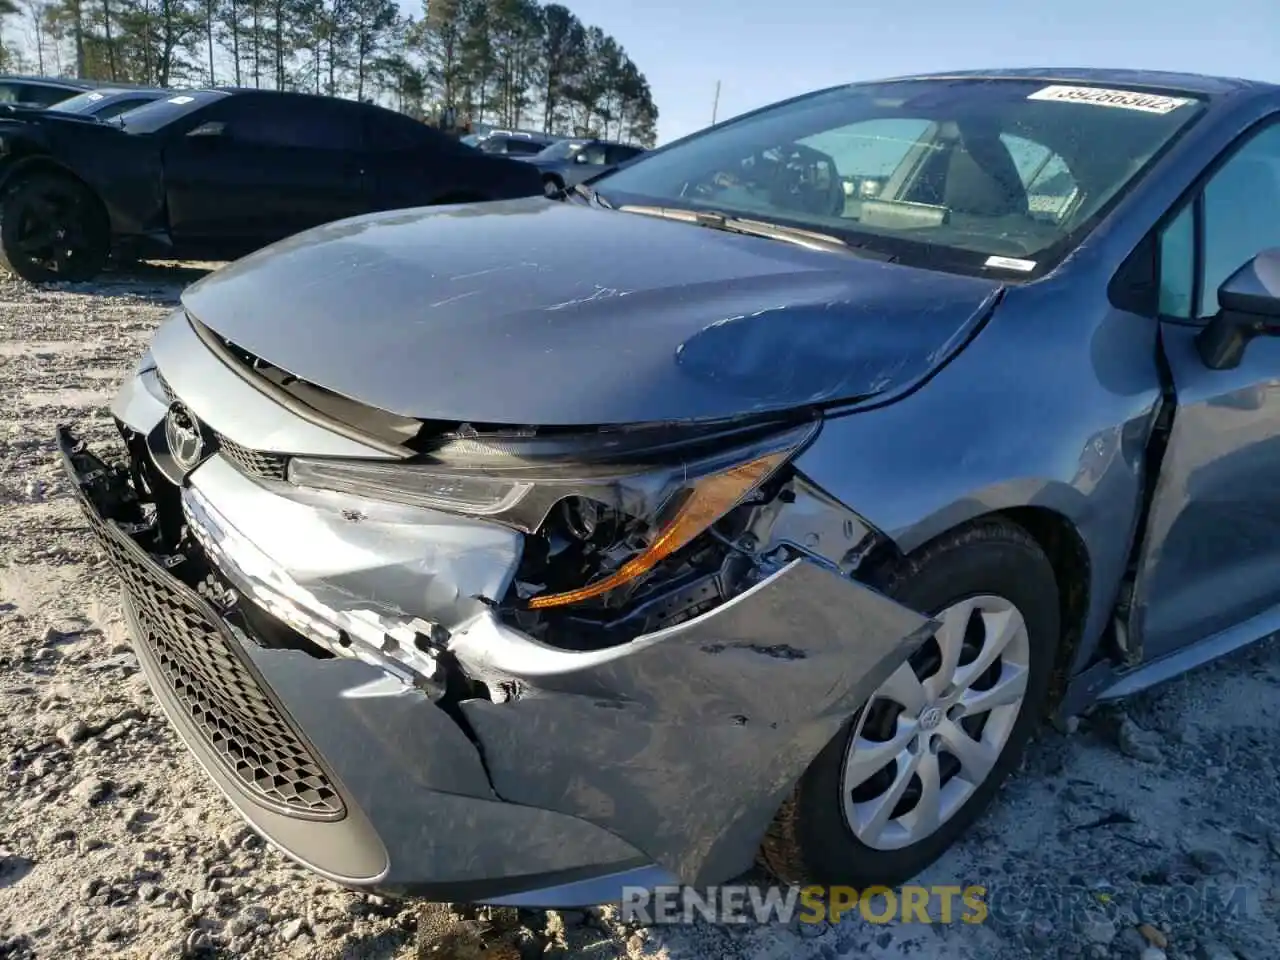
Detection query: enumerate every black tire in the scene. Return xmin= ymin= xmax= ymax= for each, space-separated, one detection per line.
xmin=0 ymin=172 xmax=109 ymax=283
xmin=759 ymin=517 xmax=1060 ymax=887
xmin=542 ymin=175 xmax=564 ymax=198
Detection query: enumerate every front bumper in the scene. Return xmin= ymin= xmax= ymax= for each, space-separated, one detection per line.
xmin=60 ymin=354 xmax=935 ymax=904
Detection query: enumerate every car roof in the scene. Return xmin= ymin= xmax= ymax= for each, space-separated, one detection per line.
xmin=868 ymin=67 xmax=1278 ymax=99
xmin=0 ymin=75 xmax=93 ymax=90
xmin=210 ymin=87 xmax=373 ymax=104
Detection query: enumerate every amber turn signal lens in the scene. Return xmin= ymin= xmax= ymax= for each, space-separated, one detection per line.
xmin=527 ymin=451 xmax=788 ymax=610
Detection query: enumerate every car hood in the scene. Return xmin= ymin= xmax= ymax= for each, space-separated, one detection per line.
xmin=181 ymin=198 xmax=1003 ymax=426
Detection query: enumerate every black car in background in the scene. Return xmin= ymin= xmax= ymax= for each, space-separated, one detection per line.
xmin=49 ymin=87 xmax=169 ymax=120
xmin=461 ymin=128 xmax=557 ymax=156
xmin=523 ymin=137 xmax=647 ymax=195
xmin=0 ymin=75 xmax=95 ymax=108
xmin=0 ymin=88 xmax=545 ymax=282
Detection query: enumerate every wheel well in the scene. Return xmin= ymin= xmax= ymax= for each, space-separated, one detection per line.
xmin=543 ymin=173 xmax=564 ymax=186
xmin=1 ymin=159 xmax=107 ymax=226
xmin=995 ymin=506 xmax=1091 ymax=706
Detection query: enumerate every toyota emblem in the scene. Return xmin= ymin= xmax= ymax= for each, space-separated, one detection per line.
xmin=164 ymin=401 xmax=206 ymax=473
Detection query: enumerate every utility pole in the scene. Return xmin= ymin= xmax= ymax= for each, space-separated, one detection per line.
xmin=711 ymin=81 xmax=721 ymax=126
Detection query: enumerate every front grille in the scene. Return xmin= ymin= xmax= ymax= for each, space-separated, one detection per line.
xmin=155 ymin=368 xmax=289 ymax=482
xmin=214 ymin=433 xmax=289 ymax=482
xmin=71 ymin=485 xmax=345 ymax=821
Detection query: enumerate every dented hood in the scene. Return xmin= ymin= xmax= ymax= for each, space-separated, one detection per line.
xmin=181 ymin=197 xmax=1002 ymax=426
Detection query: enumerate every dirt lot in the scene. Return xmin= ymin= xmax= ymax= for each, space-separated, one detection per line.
xmin=1 ymin=268 xmax=1278 ymax=960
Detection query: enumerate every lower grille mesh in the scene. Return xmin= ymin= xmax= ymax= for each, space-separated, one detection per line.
xmin=72 ymin=486 xmax=345 ymax=821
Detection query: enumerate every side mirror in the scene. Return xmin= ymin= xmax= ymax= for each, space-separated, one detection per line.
xmin=1196 ymin=249 xmax=1280 ymax=370
xmin=187 ymin=120 xmax=226 ymax=139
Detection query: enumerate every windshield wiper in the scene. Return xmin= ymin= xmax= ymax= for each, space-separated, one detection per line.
xmin=616 ymin=204 xmax=883 ymax=257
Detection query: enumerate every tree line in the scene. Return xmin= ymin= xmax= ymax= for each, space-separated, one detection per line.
xmin=0 ymin=0 xmax=659 ymax=146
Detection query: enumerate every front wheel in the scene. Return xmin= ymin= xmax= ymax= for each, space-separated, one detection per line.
xmin=760 ymin=518 xmax=1061 ymax=887
xmin=0 ymin=173 xmax=109 ymax=283
xmin=543 ymin=176 xmax=564 ymax=198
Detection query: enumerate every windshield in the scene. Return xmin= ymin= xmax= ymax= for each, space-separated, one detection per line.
xmin=460 ymin=134 xmax=480 ymax=146
xmin=116 ymin=91 xmax=226 ymax=133
xmin=595 ymin=78 xmax=1206 ymax=274
xmin=534 ymin=139 xmax=587 ymax=161
xmin=47 ymin=90 xmax=112 ymax=114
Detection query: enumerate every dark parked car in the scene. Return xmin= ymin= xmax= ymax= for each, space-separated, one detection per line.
xmin=48 ymin=86 xmax=169 ymax=121
xmin=523 ymin=136 xmax=647 ymax=195
xmin=0 ymin=75 xmax=95 ymax=108
xmin=60 ymin=67 xmax=1280 ymax=904
xmin=461 ymin=128 xmax=557 ymax=156
xmin=0 ymin=88 xmax=544 ymax=282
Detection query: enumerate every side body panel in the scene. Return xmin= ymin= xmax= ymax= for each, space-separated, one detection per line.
xmin=162 ymin=96 xmax=371 ymax=256
xmin=796 ymin=278 xmax=1161 ymax=674
xmin=1132 ymin=326 xmax=1280 ymax=659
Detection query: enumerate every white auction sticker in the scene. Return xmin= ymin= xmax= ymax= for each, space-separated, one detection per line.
xmin=985 ymin=255 xmax=1037 ymax=272
xmin=1027 ymin=84 xmax=1194 ymax=115
xmin=167 ymin=95 xmax=195 ymax=104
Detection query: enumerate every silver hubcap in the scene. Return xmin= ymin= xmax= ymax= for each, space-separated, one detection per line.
xmin=840 ymin=594 xmax=1031 ymax=851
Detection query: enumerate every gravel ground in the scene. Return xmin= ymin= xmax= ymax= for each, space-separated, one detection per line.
xmin=1 ymin=267 xmax=1278 ymax=960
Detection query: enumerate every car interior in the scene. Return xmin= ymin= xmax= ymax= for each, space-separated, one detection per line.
xmin=676 ymin=110 xmax=1158 ymax=259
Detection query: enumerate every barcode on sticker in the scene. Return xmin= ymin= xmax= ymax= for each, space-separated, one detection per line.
xmin=985 ymin=255 xmax=1037 ymax=272
xmin=1028 ymin=85 xmax=1194 ymax=115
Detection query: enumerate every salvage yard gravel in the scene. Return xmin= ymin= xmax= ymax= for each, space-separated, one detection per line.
xmin=1 ymin=267 xmax=1278 ymax=960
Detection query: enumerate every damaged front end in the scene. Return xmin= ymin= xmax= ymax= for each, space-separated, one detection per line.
xmin=58 ymin=369 xmax=936 ymax=901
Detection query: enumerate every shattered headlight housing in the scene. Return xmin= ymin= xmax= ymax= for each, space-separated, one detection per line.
xmin=287 ymin=417 xmax=819 ymax=610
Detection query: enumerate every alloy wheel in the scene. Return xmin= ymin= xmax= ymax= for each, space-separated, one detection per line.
xmin=840 ymin=594 xmax=1031 ymax=851
xmin=13 ymin=185 xmax=94 ymax=276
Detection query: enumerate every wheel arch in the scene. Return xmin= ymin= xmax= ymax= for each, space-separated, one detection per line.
xmin=992 ymin=505 xmax=1092 ymax=710
xmin=0 ymin=155 xmax=110 ymax=227
xmin=871 ymin=497 xmax=1097 ymax=712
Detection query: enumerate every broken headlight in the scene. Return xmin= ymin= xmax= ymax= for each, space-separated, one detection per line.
xmin=286 ymin=417 xmax=819 ymax=610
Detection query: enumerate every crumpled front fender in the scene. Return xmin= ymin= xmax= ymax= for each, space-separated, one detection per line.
xmin=450 ymin=558 xmax=936 ymax=886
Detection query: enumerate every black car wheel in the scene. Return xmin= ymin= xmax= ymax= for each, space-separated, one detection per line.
xmin=0 ymin=172 xmax=109 ymax=283
xmin=760 ymin=517 xmax=1061 ymax=887
xmin=543 ymin=175 xmax=564 ymax=198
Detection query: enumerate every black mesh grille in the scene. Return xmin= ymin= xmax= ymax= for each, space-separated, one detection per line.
xmin=215 ymin=433 xmax=289 ymax=482
xmin=154 ymin=368 xmax=289 ymax=483
xmin=70 ymin=484 xmax=345 ymax=821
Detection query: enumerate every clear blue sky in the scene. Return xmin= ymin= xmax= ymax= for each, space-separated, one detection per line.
xmin=558 ymin=0 xmax=1280 ymax=144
